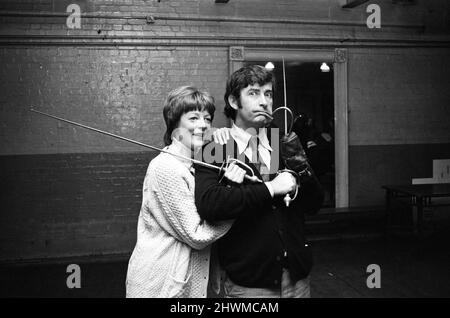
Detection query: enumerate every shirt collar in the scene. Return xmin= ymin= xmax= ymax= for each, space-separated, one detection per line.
xmin=230 ymin=123 xmax=272 ymax=154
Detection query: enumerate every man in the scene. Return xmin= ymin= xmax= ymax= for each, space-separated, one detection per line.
xmin=194 ymin=65 xmax=324 ymax=298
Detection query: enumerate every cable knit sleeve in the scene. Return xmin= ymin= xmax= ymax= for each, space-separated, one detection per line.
xmin=146 ymin=155 xmax=232 ymax=250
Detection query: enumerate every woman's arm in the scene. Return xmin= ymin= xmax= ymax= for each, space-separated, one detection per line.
xmin=146 ymin=156 xmax=232 ymax=250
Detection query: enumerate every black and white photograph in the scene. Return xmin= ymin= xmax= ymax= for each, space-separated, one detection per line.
xmin=1 ymin=0 xmax=450 ymax=302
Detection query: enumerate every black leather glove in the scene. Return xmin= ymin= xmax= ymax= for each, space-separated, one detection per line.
xmin=280 ymin=131 xmax=313 ymax=179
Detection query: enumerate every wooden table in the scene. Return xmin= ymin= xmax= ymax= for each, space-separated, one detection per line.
xmin=382 ymin=183 xmax=450 ymax=236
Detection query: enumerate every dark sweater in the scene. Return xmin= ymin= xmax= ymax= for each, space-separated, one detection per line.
xmin=194 ymin=138 xmax=324 ymax=288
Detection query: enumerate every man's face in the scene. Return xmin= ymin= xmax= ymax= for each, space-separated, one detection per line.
xmin=230 ymin=82 xmax=273 ymax=130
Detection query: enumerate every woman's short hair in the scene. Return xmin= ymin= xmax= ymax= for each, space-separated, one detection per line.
xmin=224 ymin=65 xmax=275 ymax=120
xmin=163 ymin=86 xmax=215 ymax=146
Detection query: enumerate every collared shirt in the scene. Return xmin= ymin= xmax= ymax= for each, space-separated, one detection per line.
xmin=229 ymin=123 xmax=272 ymax=169
xmin=229 ymin=123 xmax=274 ymax=196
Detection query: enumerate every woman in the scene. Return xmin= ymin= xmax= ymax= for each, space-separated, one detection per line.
xmin=126 ymin=86 xmax=245 ymax=298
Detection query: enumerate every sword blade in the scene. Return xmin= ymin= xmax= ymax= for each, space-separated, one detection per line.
xmin=30 ymin=108 xmax=261 ymax=182
xmin=29 ymin=108 xmax=220 ymax=171
xmin=282 ymin=57 xmax=288 ymax=136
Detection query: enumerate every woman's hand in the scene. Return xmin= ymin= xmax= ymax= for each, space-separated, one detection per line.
xmin=212 ymin=127 xmax=246 ymax=184
xmin=212 ymin=128 xmax=231 ymax=145
xmin=223 ymin=162 xmax=246 ymax=184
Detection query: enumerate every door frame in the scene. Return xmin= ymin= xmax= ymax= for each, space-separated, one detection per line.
xmin=228 ymin=47 xmax=349 ymax=208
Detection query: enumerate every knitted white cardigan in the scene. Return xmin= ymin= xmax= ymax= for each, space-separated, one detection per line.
xmin=126 ymin=144 xmax=232 ymax=298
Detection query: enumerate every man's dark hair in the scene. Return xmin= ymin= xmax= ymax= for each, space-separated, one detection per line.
xmin=224 ymin=65 xmax=275 ymax=120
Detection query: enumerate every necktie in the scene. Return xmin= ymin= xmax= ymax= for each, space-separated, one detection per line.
xmin=249 ymin=136 xmax=270 ymax=182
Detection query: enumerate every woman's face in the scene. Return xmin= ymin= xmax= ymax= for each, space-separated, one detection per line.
xmin=173 ymin=110 xmax=212 ymax=151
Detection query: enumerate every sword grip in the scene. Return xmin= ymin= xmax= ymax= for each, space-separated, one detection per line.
xmin=284 ymin=193 xmax=292 ymax=207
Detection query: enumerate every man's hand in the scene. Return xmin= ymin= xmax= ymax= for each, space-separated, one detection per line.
xmin=223 ymin=162 xmax=246 ymax=184
xmin=268 ymin=172 xmax=296 ymax=196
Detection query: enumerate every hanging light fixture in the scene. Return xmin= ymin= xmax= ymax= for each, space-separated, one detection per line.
xmin=320 ymin=62 xmax=330 ymax=72
xmin=265 ymin=62 xmax=275 ymax=70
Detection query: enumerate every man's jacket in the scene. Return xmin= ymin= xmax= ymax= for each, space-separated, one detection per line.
xmin=194 ymin=136 xmax=324 ymax=288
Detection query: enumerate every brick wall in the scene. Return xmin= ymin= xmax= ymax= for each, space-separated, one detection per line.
xmin=349 ymin=48 xmax=450 ymax=146
xmin=347 ymin=48 xmax=450 ymax=205
xmin=0 ymin=46 xmax=228 ymax=155
xmin=0 ymin=0 xmax=449 ymax=261
xmin=0 ymin=151 xmax=155 ymax=261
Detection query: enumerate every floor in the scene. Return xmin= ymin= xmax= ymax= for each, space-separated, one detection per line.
xmin=1 ymin=229 xmax=449 ymax=298
xmin=310 ymin=231 xmax=450 ymax=297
